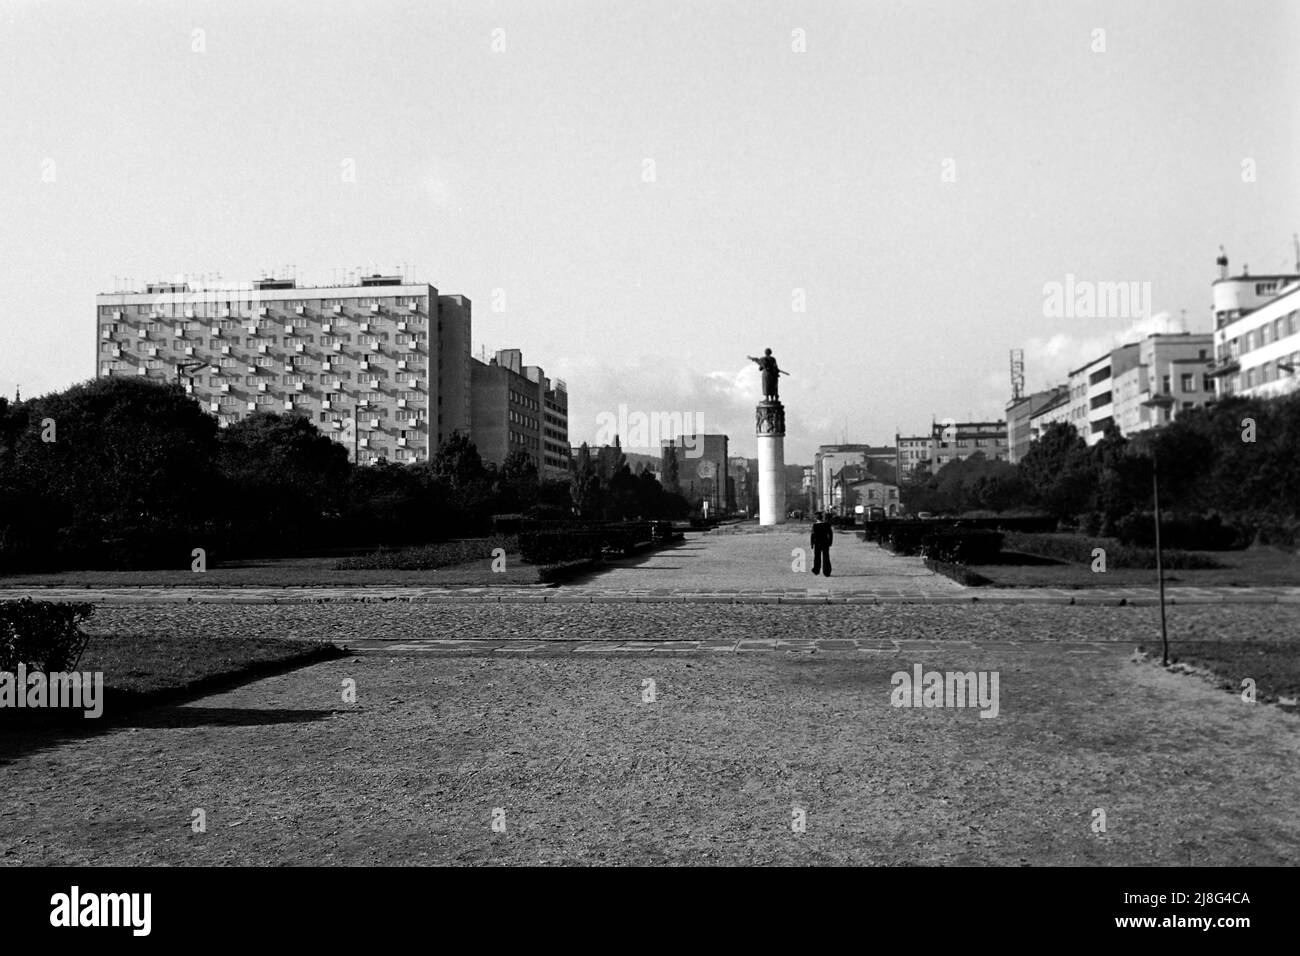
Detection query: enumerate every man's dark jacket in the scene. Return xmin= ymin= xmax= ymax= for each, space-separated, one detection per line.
xmin=811 ymin=520 xmax=834 ymax=547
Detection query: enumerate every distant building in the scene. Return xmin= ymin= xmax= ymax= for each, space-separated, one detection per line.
xmin=1027 ymin=390 xmax=1072 ymax=444
xmin=95 ymin=275 xmax=469 ymax=464
xmin=1209 ymin=254 xmax=1300 ymax=401
xmin=930 ymin=420 xmax=1008 ymax=471
xmin=828 ymin=462 xmax=898 ymax=517
xmin=895 ymin=434 xmax=933 ymax=480
xmin=471 ymin=348 xmax=570 ymax=480
xmin=1005 ymin=386 xmax=1068 ymax=464
xmin=661 ymin=434 xmax=730 ymax=513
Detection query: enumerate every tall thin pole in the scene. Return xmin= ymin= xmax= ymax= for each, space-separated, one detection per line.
xmin=1153 ymin=454 xmax=1169 ymax=666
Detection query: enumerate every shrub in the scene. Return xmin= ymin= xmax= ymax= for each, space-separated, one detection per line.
xmin=921 ymin=529 xmax=1004 ymax=564
xmin=335 ymin=535 xmax=517 ymax=571
xmin=0 ymin=599 xmax=95 ymax=673
xmin=519 ymin=531 xmax=604 ymax=564
xmin=1113 ymin=512 xmax=1246 ymax=551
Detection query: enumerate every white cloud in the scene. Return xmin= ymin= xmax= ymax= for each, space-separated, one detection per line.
xmin=1020 ymin=311 xmax=1184 ymax=390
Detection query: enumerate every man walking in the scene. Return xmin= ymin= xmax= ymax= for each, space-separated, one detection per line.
xmin=810 ymin=511 xmax=833 ymax=577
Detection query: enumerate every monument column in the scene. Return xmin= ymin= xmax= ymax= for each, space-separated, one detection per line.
xmin=756 ymin=400 xmax=786 ymax=525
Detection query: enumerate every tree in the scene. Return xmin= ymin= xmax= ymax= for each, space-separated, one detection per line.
xmin=1018 ymin=422 xmax=1095 ymax=518
xmin=662 ymin=445 xmax=681 ymax=495
xmin=2 ymin=377 xmax=221 ymax=569
xmin=570 ymin=443 xmax=601 ymax=519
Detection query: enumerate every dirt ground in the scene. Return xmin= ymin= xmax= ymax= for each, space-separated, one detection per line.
xmin=3 ymin=645 xmax=1297 ymax=866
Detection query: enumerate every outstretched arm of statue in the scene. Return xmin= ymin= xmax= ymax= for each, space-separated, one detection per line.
xmin=779 ymin=369 xmax=791 ymax=375
xmin=747 ymin=355 xmax=762 ymax=365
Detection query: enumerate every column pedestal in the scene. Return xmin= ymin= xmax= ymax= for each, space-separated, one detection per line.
xmin=756 ymin=400 xmax=786 ymax=526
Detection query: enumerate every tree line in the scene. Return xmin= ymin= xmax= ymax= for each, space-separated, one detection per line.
xmin=901 ymin=393 xmax=1300 ymax=545
xmin=0 ymin=378 xmax=689 ymax=572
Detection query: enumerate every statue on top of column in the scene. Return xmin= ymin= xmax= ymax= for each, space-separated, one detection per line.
xmin=748 ymin=348 xmax=789 ymax=402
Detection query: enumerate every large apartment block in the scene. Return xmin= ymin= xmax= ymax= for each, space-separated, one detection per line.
xmin=470 ymin=348 xmax=570 ymax=481
xmin=95 ymin=276 xmax=471 ymax=464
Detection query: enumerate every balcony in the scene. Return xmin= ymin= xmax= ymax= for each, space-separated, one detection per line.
xmin=359 ymin=359 xmax=370 ymax=370
xmin=258 ymin=383 xmax=268 ymax=393
xmin=322 ymin=400 xmax=332 ymax=410
xmin=408 ymin=377 xmax=420 ymax=388
xmin=221 ymin=308 xmax=233 ymax=318
xmin=407 ymin=303 xmax=419 ymax=314
xmin=397 ymin=360 xmax=407 ymax=370
xmin=209 ymin=402 xmax=220 ymax=412
xmin=111 ymin=348 xmax=122 ymax=358
xmin=221 ymin=345 xmax=232 ymax=355
xmin=258 ymin=306 xmax=271 ymax=317
xmin=370 ymin=342 xmax=381 ymax=352
xmin=321 ymin=323 xmax=332 ymax=334
xmin=295 ymin=382 xmax=306 ymax=392
xmin=332 ymin=304 xmax=344 ymax=314
xmin=283 ymin=363 xmax=294 ymax=372
xmin=397 ymin=398 xmax=407 ymax=408
xmin=357 ymin=399 xmax=370 ymax=408
xmin=359 ymin=322 xmax=370 ymax=333
xmin=321 ymin=361 xmax=332 ymax=372
xmin=246 ymin=364 xmax=258 ymax=374
xmin=138 ymin=329 xmax=148 ymax=339
xmin=370 ymin=304 xmax=381 ymax=314
xmin=173 ymin=328 xmax=185 ymax=338
xmin=284 ymin=324 xmax=294 ymax=334
xmin=148 ymin=347 xmax=160 ymax=357
xmin=284 ymin=400 xmax=295 ymax=411
xmin=296 ymin=305 xmax=307 ymax=316
xmin=397 ymin=321 xmax=408 ymax=332
xmin=184 ymin=347 xmax=196 ymax=356
xmin=258 ymin=344 xmax=270 ymax=355
xmin=137 ymin=367 xmax=147 ymax=376
xmin=358 ymin=437 xmax=370 ymax=449
xmin=333 ymin=342 xmax=343 ymax=353
xmin=247 ymin=402 xmax=257 ymax=411
xmin=210 ymin=326 xmax=221 ymax=336
xmin=407 ymin=417 xmax=419 ymax=427
xmin=101 ymin=329 xmax=113 ymax=340
xmin=295 ymin=343 xmax=306 ymax=353
xmin=112 ymin=310 xmax=125 ymax=320
xmin=185 ymin=309 xmax=196 ymax=319
xmin=220 ymin=383 xmax=231 ymax=393
xmin=397 ymin=437 xmax=408 ymax=448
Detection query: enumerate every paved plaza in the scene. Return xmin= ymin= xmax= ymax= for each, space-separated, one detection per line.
xmin=2 ymin=529 xmax=1298 ymax=865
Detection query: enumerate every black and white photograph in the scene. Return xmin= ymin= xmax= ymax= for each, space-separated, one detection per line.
xmin=0 ymin=0 xmax=1294 ymax=935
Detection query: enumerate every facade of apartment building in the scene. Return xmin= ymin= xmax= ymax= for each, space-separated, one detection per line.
xmin=1210 ymin=264 xmax=1300 ymax=401
xmin=470 ymin=348 xmax=570 ymax=481
xmin=1111 ymin=333 xmax=1215 ymax=436
xmin=95 ymin=276 xmax=468 ymax=464
xmin=895 ymin=435 xmax=933 ymax=480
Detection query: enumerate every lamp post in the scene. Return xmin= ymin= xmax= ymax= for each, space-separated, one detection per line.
xmin=1152 ymin=453 xmax=1169 ymax=666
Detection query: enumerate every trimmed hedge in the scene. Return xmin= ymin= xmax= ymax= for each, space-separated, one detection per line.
xmin=1113 ymin=512 xmax=1247 ymax=551
xmin=922 ymin=529 xmax=1004 ymax=564
xmin=335 ymin=535 xmax=517 ymax=571
xmin=519 ymin=531 xmax=604 ymax=564
xmin=0 ymin=599 xmax=95 ymax=673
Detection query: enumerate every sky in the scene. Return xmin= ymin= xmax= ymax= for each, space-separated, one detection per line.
xmin=1 ymin=0 xmax=1297 ymax=462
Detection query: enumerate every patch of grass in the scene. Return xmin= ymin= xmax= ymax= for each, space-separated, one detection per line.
xmin=1153 ymin=640 xmax=1300 ymax=711
xmin=1003 ymin=532 xmax=1222 ymax=570
xmin=970 ymin=544 xmax=1300 ymax=588
xmin=0 ymin=634 xmax=342 ymax=731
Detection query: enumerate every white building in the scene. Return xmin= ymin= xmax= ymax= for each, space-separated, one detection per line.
xmin=1209 ymin=256 xmax=1300 ymax=400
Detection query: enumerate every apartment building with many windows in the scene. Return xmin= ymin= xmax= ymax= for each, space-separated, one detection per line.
xmin=95 ymin=276 xmax=471 ymax=464
xmin=470 ymin=348 xmax=570 ymax=481
xmin=1209 ymin=257 xmax=1300 ymax=400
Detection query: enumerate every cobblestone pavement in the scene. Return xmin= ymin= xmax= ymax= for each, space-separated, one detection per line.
xmin=79 ymin=602 xmax=1300 ymax=654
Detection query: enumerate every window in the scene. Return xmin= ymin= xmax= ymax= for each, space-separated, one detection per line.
xmin=1275 ymin=318 xmax=1286 ymax=341
xmin=1290 ymin=311 xmax=1298 ymax=335
xmin=1246 ymin=368 xmax=1256 ymax=388
xmin=1180 ymin=373 xmax=1194 ymax=392
xmin=1161 ymin=375 xmax=1171 ymax=394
